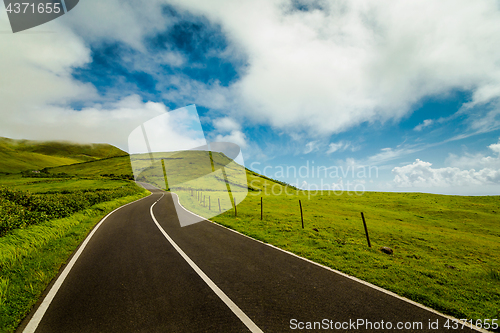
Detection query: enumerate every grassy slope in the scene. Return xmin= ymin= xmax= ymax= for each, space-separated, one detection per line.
xmin=208 ymin=181 xmax=500 ymax=323
xmin=48 ymin=156 xmax=133 ymax=177
xmin=1 ymin=144 xmax=498 ymax=328
xmin=0 ymin=150 xmax=79 ymax=174
xmin=48 ymin=152 xmax=278 ymax=218
xmin=0 ymin=137 xmax=126 ymax=174
xmin=47 ymin=151 xmax=285 ymax=193
xmin=0 ymin=138 xmax=141 ymax=332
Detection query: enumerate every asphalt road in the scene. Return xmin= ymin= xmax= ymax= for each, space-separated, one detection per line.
xmin=18 ymin=187 xmax=480 ymax=332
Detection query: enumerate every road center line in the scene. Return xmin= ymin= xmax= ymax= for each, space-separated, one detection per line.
xmin=150 ymin=196 xmax=263 ymax=333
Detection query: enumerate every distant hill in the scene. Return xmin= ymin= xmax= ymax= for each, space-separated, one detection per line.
xmin=0 ymin=137 xmax=294 ymax=191
xmin=48 ymin=150 xmax=292 ymax=192
xmin=49 ymin=155 xmax=134 ymax=178
xmin=0 ymin=137 xmax=127 ymax=173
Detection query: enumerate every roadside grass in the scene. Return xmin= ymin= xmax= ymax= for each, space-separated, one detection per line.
xmin=175 ymin=188 xmax=247 ymax=218
xmin=207 ymin=185 xmax=500 ymax=324
xmin=0 ymin=175 xmax=133 ymax=193
xmin=0 ymin=138 xmax=146 ymax=331
xmin=167 ymin=166 xmax=285 ymax=218
xmin=0 ymin=190 xmax=149 ymax=333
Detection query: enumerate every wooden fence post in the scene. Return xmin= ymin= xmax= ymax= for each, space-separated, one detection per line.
xmin=234 ymin=197 xmax=237 ymax=217
xmin=299 ymin=199 xmax=304 ymax=229
xmin=361 ymin=212 xmax=371 ymax=247
xmin=218 ymin=198 xmax=221 ymax=212
xmin=260 ymin=196 xmax=263 ymax=220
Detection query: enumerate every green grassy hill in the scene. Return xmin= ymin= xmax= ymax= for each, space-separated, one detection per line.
xmin=45 ymin=150 xmax=287 ymax=217
xmin=1 ymin=140 xmax=498 ymax=327
xmin=48 ymin=156 xmax=133 ymax=178
xmin=0 ymin=137 xmax=126 ymax=174
xmin=47 ymin=150 xmax=282 ymax=192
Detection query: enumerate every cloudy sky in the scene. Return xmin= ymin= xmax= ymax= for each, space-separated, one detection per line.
xmin=2 ymin=0 xmax=500 ymax=194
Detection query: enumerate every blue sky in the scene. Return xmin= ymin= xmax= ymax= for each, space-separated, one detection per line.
xmin=2 ymin=0 xmax=500 ymax=194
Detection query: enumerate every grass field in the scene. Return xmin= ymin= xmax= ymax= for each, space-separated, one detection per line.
xmin=1 ymin=137 xmax=498 ymax=331
xmin=0 ymin=175 xmax=133 ymax=193
xmin=0 ymin=190 xmax=148 ymax=332
xmin=203 ymin=180 xmax=500 ymax=325
xmin=0 ymin=138 xmax=147 ymax=332
xmin=0 ymin=173 xmax=148 ymax=332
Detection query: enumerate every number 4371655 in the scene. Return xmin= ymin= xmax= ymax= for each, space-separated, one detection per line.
xmin=6 ymin=2 xmax=61 ymax=14
xmin=444 ymin=318 xmax=498 ymax=330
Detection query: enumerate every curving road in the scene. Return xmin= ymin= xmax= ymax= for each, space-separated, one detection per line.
xmin=17 ymin=187 xmax=481 ymax=332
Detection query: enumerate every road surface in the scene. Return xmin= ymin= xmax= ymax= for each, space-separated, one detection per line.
xmin=17 ymin=187 xmax=480 ymax=332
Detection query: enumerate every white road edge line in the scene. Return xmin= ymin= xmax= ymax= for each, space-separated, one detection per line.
xmin=23 ymin=192 xmax=153 ymax=333
xmin=150 ymin=196 xmax=263 ymax=333
xmin=169 ymin=192 xmax=489 ymax=333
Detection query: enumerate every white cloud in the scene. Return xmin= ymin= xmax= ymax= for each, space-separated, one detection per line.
xmin=0 ymin=14 xmax=95 ymax=108
xmin=212 ymin=117 xmax=247 ymax=149
xmin=289 ymin=133 xmax=303 ymax=141
xmin=326 ymin=141 xmax=351 ymax=154
xmin=490 ymin=142 xmax=500 ymax=154
xmin=156 ymin=51 xmax=186 ymax=68
xmin=366 ymin=146 xmax=423 ymax=165
xmin=304 ymin=141 xmax=319 ymax=154
xmin=0 ymin=5 xmax=178 ymax=150
xmin=327 ymin=142 xmax=343 ymax=154
xmin=213 ymin=117 xmax=241 ymax=132
xmin=165 ymin=0 xmax=500 ymax=135
xmin=6 ymin=95 xmax=167 ymax=151
xmin=5 ymin=0 xmax=500 ymax=152
xmin=60 ymin=0 xmax=170 ymax=50
xmin=444 ymin=138 xmax=500 ymax=170
xmin=392 ymin=159 xmax=500 ymax=187
xmin=215 ymin=130 xmax=247 ymax=148
xmin=128 ymin=104 xmax=206 ymax=154
xmin=468 ymin=107 xmax=500 ymax=135
xmin=393 ymin=139 xmax=500 ymax=188
xmin=414 ymin=119 xmax=434 ymax=131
